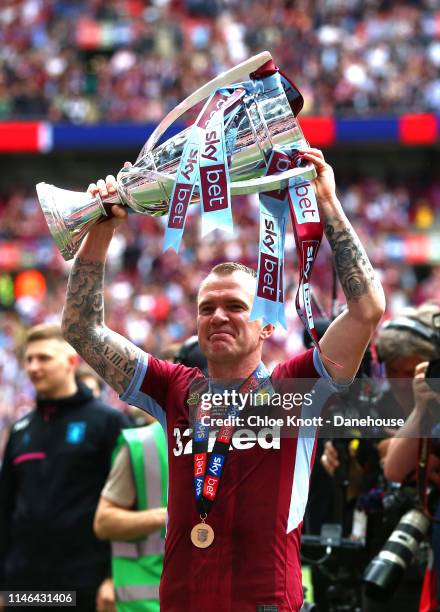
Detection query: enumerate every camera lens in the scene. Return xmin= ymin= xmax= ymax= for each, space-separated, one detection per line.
xmin=363 ymin=509 xmax=429 ymax=601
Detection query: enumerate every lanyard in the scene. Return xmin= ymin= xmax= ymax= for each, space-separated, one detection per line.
xmin=192 ymin=362 xmax=271 ymax=516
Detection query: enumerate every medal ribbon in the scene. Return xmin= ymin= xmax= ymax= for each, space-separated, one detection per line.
xmin=192 ymin=362 xmax=271 ymax=516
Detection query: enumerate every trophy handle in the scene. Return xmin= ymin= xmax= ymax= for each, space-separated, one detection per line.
xmin=230 ymin=163 xmax=317 ymax=195
xmin=144 ymin=51 xmax=273 ymax=154
xmin=124 ymin=163 xmax=317 ymax=203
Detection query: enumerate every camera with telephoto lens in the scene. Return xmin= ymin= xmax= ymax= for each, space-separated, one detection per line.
xmin=362 ymin=507 xmax=430 ymax=601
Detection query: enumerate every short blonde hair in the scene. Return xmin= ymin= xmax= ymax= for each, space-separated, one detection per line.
xmin=210 ymin=262 xmax=257 ymax=278
xmin=25 ymin=323 xmax=64 ymax=344
xmin=24 ymin=323 xmax=77 ymax=356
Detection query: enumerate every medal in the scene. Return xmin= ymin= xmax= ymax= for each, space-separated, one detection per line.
xmin=191 ymin=521 xmax=215 ymax=548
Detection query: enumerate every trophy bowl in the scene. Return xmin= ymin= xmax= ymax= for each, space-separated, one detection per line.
xmin=36 ymin=51 xmax=316 ymax=260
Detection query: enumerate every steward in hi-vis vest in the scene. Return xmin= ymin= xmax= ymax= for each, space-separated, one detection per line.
xmin=111 ymin=423 xmax=168 ymax=612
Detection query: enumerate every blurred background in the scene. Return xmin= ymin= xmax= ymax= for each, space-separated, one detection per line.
xmin=1 ymin=0 xmax=440 ymax=455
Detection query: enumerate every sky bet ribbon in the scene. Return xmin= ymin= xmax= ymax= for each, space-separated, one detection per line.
xmin=288 ymin=174 xmax=323 ymax=350
xmin=250 ymin=148 xmax=323 ymax=348
xmin=250 ymin=149 xmax=290 ymax=329
xmin=192 ymin=362 xmax=271 ymax=515
xmin=199 ymin=87 xmax=245 ymax=237
xmin=163 ymin=87 xmax=245 ymax=252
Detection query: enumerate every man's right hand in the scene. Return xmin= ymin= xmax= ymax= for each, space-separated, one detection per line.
xmin=77 ymin=163 xmax=132 ymax=261
xmin=321 ymin=440 xmax=340 ymax=475
xmin=413 ymin=361 xmax=440 ymax=416
xmin=86 ymin=163 xmax=131 ymax=234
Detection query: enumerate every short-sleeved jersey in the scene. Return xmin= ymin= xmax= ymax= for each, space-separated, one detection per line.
xmin=121 ymin=348 xmax=344 ymax=612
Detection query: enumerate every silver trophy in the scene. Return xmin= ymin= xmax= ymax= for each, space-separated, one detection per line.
xmin=36 ymin=51 xmax=316 ymax=260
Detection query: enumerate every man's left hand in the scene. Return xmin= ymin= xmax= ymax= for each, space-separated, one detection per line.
xmin=297 ymin=147 xmax=337 ymax=205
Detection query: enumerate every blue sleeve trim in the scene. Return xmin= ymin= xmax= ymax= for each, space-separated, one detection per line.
xmin=120 ymin=352 xmax=148 ymax=403
xmin=313 ymin=348 xmax=353 ymax=392
xmin=119 ymin=353 xmax=167 ymax=432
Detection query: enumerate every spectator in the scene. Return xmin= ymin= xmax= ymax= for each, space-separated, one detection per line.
xmin=94 ymin=418 xmax=167 ymax=612
xmin=0 ymin=323 xmax=131 ymax=611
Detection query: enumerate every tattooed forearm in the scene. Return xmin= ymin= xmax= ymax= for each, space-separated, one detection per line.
xmin=324 ymin=217 xmax=378 ymax=302
xmin=62 ymin=257 xmax=141 ymax=394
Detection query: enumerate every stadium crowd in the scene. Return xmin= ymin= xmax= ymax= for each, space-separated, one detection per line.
xmin=2 ymin=0 xmax=440 ymax=122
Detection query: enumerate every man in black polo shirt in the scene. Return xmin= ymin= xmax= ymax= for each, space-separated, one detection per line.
xmin=0 ymin=323 xmax=130 ymax=611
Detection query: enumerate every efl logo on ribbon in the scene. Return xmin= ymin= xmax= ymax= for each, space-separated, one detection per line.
xmin=196 ymin=93 xmax=230 ymax=129
xmin=301 ymin=241 xmax=320 ymax=331
xmin=303 ymin=282 xmax=313 ymax=329
xmin=217 ymin=426 xmax=235 ymax=444
xmin=264 ymin=152 xmax=291 ymax=201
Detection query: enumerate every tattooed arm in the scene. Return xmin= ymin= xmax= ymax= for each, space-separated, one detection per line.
xmin=62 ymin=175 xmax=144 ymax=395
xmin=299 ymin=148 xmax=386 ymax=382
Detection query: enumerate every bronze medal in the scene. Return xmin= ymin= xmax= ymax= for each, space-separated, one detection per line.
xmin=190 ymin=522 xmax=215 ymax=548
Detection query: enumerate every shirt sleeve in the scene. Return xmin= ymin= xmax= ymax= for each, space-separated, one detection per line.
xmin=273 ymin=347 xmax=353 ymax=392
xmin=119 ymin=354 xmax=190 ymax=430
xmin=312 ymin=348 xmax=354 ymax=392
xmin=101 ymin=445 xmax=136 ymax=508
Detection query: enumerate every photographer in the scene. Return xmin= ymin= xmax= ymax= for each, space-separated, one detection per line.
xmin=322 ymin=303 xmax=440 ymax=467
xmin=384 ymin=359 xmax=440 ymax=609
xmin=317 ymin=303 xmax=440 ymax=610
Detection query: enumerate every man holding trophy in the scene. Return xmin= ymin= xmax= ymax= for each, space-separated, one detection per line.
xmin=38 ymin=53 xmax=385 ymax=611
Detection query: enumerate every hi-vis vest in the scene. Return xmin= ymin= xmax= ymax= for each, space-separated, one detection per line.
xmin=112 ymin=423 xmax=168 ymax=612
